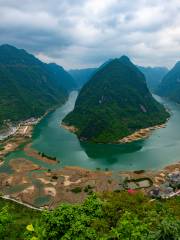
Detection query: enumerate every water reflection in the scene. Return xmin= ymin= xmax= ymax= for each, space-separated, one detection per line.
xmin=80 ymin=140 xmax=143 ymax=159
xmin=2 ymin=91 xmax=180 ymax=171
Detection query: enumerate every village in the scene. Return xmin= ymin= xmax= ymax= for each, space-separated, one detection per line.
xmin=0 ymin=117 xmax=40 ymax=161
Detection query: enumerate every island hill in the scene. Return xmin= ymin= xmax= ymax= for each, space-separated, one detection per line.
xmin=62 ymin=56 xmax=170 ymax=143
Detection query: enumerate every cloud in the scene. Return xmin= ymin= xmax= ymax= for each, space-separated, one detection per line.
xmin=0 ymin=0 xmax=180 ymax=69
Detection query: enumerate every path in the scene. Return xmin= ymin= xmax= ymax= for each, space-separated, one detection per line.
xmin=0 ymin=195 xmax=43 ymax=211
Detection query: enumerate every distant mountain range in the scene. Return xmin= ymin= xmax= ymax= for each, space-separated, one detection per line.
xmin=138 ymin=66 xmax=168 ymax=91
xmin=0 ymin=44 xmax=76 ymax=127
xmin=69 ymin=64 xmax=168 ymax=91
xmin=69 ymin=68 xmax=96 ymax=89
xmin=63 ymin=56 xmax=169 ymax=143
xmin=157 ymin=61 xmax=180 ymax=103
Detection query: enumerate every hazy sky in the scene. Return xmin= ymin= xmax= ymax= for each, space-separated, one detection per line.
xmin=0 ymin=0 xmax=180 ymax=69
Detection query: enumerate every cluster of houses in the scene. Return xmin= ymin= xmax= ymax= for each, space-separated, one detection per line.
xmin=21 ymin=117 xmax=38 ymax=126
xmin=0 ymin=117 xmax=38 ymax=142
xmin=150 ymin=170 xmax=180 ymax=199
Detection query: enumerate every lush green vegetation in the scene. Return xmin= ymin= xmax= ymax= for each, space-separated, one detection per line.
xmin=1 ymin=192 xmax=179 ymax=239
xmin=0 ymin=44 xmax=76 ymax=127
xmin=47 ymin=63 xmax=76 ymax=92
xmin=0 ymin=198 xmax=40 ymax=240
xmin=70 ymin=186 xmax=82 ymax=193
xmin=157 ymin=61 xmax=180 ymax=103
xmin=63 ymin=56 xmax=169 ymax=143
xmin=38 ymin=152 xmax=58 ymax=161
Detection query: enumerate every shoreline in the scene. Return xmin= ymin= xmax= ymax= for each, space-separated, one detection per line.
xmin=61 ymin=123 xmax=78 ymax=133
xmin=0 ymin=101 xmax=65 ymax=143
xmin=24 ymin=143 xmax=60 ymax=164
xmin=0 ymin=97 xmax=179 ymax=208
xmin=0 ymin=102 xmax=65 ymax=162
xmin=118 ymin=123 xmax=166 ymax=143
xmin=0 ymin=157 xmax=179 ymax=210
xmin=0 ymin=110 xmax=53 ymax=162
xmin=61 ymin=122 xmax=167 ymax=144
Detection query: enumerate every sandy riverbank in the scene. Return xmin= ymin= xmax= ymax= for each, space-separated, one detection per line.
xmin=118 ymin=123 xmax=166 ymax=143
xmin=61 ymin=122 xmax=167 ymax=144
xmin=61 ymin=123 xmax=78 ymax=133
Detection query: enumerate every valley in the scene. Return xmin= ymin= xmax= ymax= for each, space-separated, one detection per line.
xmin=0 ymin=91 xmax=180 ymax=209
xmin=1 ymin=1 xmax=180 ymax=239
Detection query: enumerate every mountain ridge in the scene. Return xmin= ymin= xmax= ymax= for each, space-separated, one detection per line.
xmin=69 ymin=60 xmax=168 ymax=90
xmin=0 ymin=44 xmax=76 ymax=128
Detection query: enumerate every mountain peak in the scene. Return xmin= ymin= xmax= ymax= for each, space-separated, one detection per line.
xmin=0 ymin=44 xmax=40 ymax=65
xmin=100 ymin=56 xmax=132 ymax=71
xmin=0 ymin=44 xmax=16 ymax=49
xmin=0 ymin=44 xmax=26 ymax=54
xmin=119 ymin=55 xmax=130 ymax=62
xmin=47 ymin=62 xmax=77 ymax=91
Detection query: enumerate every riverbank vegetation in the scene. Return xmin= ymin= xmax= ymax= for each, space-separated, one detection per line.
xmin=0 ymin=198 xmax=40 ymax=240
xmin=0 ymin=192 xmax=180 ymax=239
xmin=38 ymin=152 xmax=57 ymax=161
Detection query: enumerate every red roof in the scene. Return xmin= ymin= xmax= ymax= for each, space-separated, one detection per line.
xmin=127 ymin=189 xmax=137 ymax=194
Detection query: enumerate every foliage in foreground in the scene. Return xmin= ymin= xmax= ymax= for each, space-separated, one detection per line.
xmin=0 ymin=198 xmax=40 ymax=240
xmin=0 ymin=192 xmax=180 ymax=239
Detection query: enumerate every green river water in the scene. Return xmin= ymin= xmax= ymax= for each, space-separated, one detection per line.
xmin=2 ymin=91 xmax=180 ymax=172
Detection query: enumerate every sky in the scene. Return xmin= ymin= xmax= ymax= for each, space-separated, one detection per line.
xmin=0 ymin=0 xmax=180 ymax=70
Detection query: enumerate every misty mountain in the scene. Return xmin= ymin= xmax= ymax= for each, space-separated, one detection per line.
xmin=138 ymin=66 xmax=168 ymax=91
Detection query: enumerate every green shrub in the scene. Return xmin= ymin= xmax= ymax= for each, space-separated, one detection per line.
xmin=71 ymin=187 xmax=82 ymax=193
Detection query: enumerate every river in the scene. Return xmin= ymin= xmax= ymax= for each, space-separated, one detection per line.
xmin=3 ymin=91 xmax=180 ymax=171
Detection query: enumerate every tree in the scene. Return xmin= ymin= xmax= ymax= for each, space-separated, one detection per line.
xmin=0 ymin=205 xmax=13 ymax=238
xmin=111 ymin=211 xmax=149 ymax=240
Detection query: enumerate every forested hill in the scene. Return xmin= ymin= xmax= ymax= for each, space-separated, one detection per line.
xmin=47 ymin=63 xmax=76 ymax=92
xmin=63 ymin=56 xmax=169 ymax=143
xmin=0 ymin=44 xmax=76 ymax=127
xmin=157 ymin=61 xmax=180 ymax=103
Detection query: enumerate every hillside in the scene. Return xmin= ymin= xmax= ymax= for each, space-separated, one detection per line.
xmin=63 ymin=56 xmax=169 ymax=143
xmin=0 ymin=44 xmax=76 ymax=127
xmin=0 ymin=192 xmax=179 ymax=239
xmin=48 ymin=63 xmax=76 ymax=91
xmin=157 ymin=61 xmax=180 ymax=103
xmin=69 ymin=68 xmax=96 ymax=88
xmin=138 ymin=66 xmax=168 ymax=91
